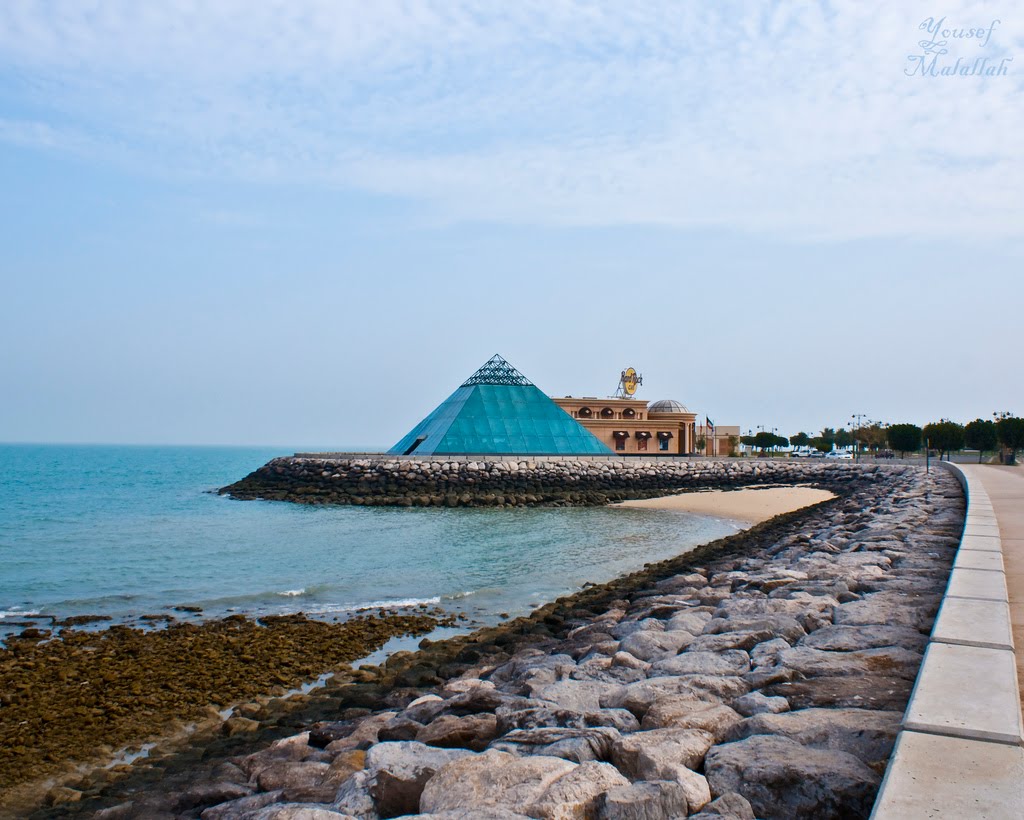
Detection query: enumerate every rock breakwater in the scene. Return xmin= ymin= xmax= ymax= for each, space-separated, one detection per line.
xmin=52 ymin=465 xmax=965 ymax=819
xmin=220 ymin=456 xmax=883 ymax=507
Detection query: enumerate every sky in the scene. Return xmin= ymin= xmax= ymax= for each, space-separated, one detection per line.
xmin=1 ymin=1 xmax=1021 ymax=448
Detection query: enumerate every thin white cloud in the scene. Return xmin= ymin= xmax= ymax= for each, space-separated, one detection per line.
xmin=0 ymin=0 xmax=1020 ymax=238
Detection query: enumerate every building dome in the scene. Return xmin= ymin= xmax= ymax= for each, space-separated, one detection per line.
xmin=648 ymin=399 xmax=690 ymax=414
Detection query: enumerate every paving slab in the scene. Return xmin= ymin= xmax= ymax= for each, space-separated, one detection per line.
xmin=953 ymin=549 xmax=1005 ymax=572
xmin=964 ymin=524 xmax=1002 ymax=537
xmin=959 ymin=533 xmax=1003 ymax=552
xmin=903 ymin=642 xmax=1023 ymax=745
xmin=932 ymin=597 xmax=1014 ymax=651
xmin=961 ymin=465 xmax=1024 ymax=718
xmin=945 ymin=567 xmax=1008 ymax=602
xmin=871 ymin=730 xmax=1024 ymax=818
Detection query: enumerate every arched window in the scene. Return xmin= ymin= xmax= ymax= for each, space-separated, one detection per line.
xmin=623 ymin=407 xmax=636 ymax=419
xmin=578 ymin=406 xmax=592 ymax=418
xmin=601 ymin=407 xmax=614 ymax=418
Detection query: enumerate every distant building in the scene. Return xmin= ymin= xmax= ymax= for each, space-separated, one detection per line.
xmin=552 ymin=397 xmax=697 ymax=454
xmin=388 ymin=355 xmax=612 ymax=456
xmin=389 ymin=356 xmax=738 ymax=458
xmin=696 ymin=424 xmax=742 ymax=457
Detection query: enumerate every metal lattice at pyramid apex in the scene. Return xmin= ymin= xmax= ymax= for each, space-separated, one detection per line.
xmin=460 ymin=354 xmax=533 ymax=387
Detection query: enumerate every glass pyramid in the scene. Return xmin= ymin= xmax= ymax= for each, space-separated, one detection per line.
xmin=388 ymin=355 xmax=613 ymax=456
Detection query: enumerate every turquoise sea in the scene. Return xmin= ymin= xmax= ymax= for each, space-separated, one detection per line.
xmin=0 ymin=445 xmax=741 ymax=641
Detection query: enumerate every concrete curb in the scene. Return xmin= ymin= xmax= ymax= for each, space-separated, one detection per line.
xmin=871 ymin=462 xmax=1024 ymax=817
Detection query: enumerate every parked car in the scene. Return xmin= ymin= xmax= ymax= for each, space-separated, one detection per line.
xmin=826 ymin=450 xmax=853 ymax=460
xmin=807 ymin=450 xmax=826 ymax=458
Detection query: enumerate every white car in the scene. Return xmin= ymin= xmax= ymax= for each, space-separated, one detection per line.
xmin=826 ymin=450 xmax=853 ymax=460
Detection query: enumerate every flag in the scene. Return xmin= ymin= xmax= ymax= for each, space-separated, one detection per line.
xmin=706 ymin=416 xmax=715 ymax=430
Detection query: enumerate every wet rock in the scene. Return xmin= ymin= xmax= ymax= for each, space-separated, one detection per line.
xmin=200 ymin=791 xmax=284 ymax=820
xmin=310 ymin=722 xmax=358 ymax=749
xmin=419 ymin=750 xmax=576 ymax=814
xmin=596 ymin=780 xmax=691 ymax=819
xmin=725 ymin=707 xmax=901 ymax=764
xmin=176 ymin=780 xmax=254 ymax=811
xmin=704 ymin=735 xmax=880 ymax=819
xmin=611 ymin=728 xmax=716 ymax=778
xmin=256 ymin=760 xmax=334 ymax=803
xmin=327 ymin=713 xmax=399 ymax=752
xmin=648 ymin=650 xmax=750 ymax=678
xmin=364 ymin=741 xmax=475 ymax=818
xmin=240 ymin=733 xmax=317 ymax=779
xmin=415 ymin=713 xmax=498 ymax=751
xmin=378 ymin=717 xmax=424 ymax=742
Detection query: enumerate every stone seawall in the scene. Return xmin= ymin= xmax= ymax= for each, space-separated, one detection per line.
xmin=75 ymin=462 xmax=964 ymax=819
xmin=220 ymin=456 xmax=898 ymax=507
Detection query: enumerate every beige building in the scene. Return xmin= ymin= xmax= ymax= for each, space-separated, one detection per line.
xmin=553 ymin=396 xmax=697 ymax=455
xmin=696 ymin=424 xmax=742 ymax=457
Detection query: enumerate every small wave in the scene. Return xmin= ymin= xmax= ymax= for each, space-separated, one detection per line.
xmin=276 ymin=589 xmax=306 ymax=597
xmin=444 ymin=590 xmax=476 ymax=601
xmin=0 ymin=608 xmax=41 ymax=620
xmin=305 ymin=596 xmax=442 ymax=615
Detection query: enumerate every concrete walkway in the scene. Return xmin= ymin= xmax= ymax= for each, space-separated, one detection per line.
xmin=872 ymin=462 xmax=1024 ymax=817
xmin=964 ymin=463 xmax=1024 ymax=714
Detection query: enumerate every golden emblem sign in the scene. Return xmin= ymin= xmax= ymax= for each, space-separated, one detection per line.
xmin=621 ymin=368 xmax=640 ymax=396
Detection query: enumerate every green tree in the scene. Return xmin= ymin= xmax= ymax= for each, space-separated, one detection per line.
xmin=740 ymin=435 xmax=756 ymax=448
xmin=753 ymin=431 xmax=776 ymax=453
xmin=820 ymin=428 xmax=836 ymax=447
xmin=810 ymin=436 xmax=832 ymax=453
xmin=727 ymin=435 xmax=739 ymax=457
xmin=887 ymin=423 xmax=922 ymax=457
xmin=790 ymin=432 xmax=810 ymax=448
xmin=696 ymin=434 xmax=707 ymax=453
xmin=964 ymin=419 xmax=998 ymax=462
xmin=996 ymin=417 xmax=1024 ymax=457
xmin=834 ymin=428 xmax=853 ymax=449
xmin=923 ymin=420 xmax=965 ymax=460
xmin=860 ymin=424 xmax=887 ymax=454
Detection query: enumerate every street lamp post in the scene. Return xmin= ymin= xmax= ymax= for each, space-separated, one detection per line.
xmin=851 ymin=413 xmax=868 ymax=462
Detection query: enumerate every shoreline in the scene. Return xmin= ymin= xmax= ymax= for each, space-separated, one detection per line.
xmin=611 ymin=486 xmax=837 ymax=524
xmin=4 ymin=468 xmax=934 ymax=817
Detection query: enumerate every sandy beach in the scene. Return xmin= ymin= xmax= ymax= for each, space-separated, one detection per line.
xmin=612 ymin=486 xmax=836 ymax=524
